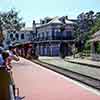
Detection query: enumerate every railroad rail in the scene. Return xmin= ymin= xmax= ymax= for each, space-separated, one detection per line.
xmin=32 ymin=59 xmax=100 ymax=91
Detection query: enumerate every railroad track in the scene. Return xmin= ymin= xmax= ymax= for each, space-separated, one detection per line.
xmin=32 ymin=59 xmax=100 ymax=91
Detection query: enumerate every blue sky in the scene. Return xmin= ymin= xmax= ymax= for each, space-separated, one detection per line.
xmin=0 ymin=0 xmax=100 ymax=27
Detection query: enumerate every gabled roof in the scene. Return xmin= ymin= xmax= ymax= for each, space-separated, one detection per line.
xmin=48 ymin=17 xmax=63 ymax=24
xmin=36 ymin=17 xmax=63 ymax=28
xmin=65 ymin=19 xmax=74 ymax=24
xmin=89 ymin=30 xmax=100 ymax=42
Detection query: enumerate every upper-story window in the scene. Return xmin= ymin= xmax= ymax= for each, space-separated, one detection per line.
xmin=58 ymin=29 xmax=61 ymax=32
xmin=10 ymin=34 xmax=13 ymax=40
xmin=42 ymin=32 xmax=44 ymax=40
xmin=44 ymin=32 xmax=46 ymax=39
xmin=54 ymin=29 xmax=57 ymax=33
xmin=67 ymin=31 xmax=72 ymax=36
xmin=21 ymin=34 xmax=24 ymax=39
xmin=46 ymin=32 xmax=48 ymax=40
xmin=37 ymin=33 xmax=40 ymax=40
xmin=15 ymin=33 xmax=19 ymax=40
xmin=66 ymin=31 xmax=72 ymax=40
xmin=48 ymin=31 xmax=52 ymax=37
xmin=48 ymin=31 xmax=52 ymax=40
xmin=39 ymin=32 xmax=41 ymax=38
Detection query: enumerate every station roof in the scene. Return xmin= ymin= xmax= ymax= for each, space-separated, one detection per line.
xmin=92 ymin=30 xmax=100 ymax=37
xmin=89 ymin=37 xmax=100 ymax=42
xmin=89 ymin=30 xmax=100 ymax=42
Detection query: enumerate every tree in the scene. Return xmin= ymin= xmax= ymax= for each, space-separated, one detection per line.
xmin=0 ymin=13 xmax=4 ymax=43
xmin=95 ymin=12 xmax=100 ymax=19
xmin=83 ymin=12 xmax=100 ymax=51
xmin=73 ymin=11 xmax=100 ymax=53
xmin=74 ymin=11 xmax=95 ymax=51
xmin=2 ymin=9 xmax=25 ymax=31
xmin=90 ymin=19 xmax=100 ymax=33
xmin=0 ymin=9 xmax=25 ymax=44
xmin=90 ymin=12 xmax=100 ymax=34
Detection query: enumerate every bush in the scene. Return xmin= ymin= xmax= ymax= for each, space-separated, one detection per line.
xmin=84 ymin=42 xmax=91 ymax=50
xmin=95 ymin=42 xmax=100 ymax=54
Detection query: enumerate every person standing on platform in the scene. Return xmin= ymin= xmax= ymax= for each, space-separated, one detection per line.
xmin=6 ymin=45 xmax=20 ymax=69
xmin=26 ymin=44 xmax=32 ymax=59
xmin=6 ymin=45 xmax=20 ymax=96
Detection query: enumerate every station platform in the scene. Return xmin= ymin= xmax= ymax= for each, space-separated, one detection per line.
xmin=12 ymin=57 xmax=100 ymax=100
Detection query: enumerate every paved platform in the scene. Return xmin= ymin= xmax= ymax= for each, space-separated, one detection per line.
xmin=12 ymin=57 xmax=100 ymax=100
xmin=65 ymin=56 xmax=100 ymax=68
xmin=39 ymin=56 xmax=100 ymax=67
xmin=39 ymin=57 xmax=100 ymax=80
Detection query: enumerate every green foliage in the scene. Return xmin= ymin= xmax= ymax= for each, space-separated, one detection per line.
xmin=0 ymin=9 xmax=25 ymax=43
xmin=0 ymin=8 xmax=25 ymax=32
xmin=90 ymin=18 xmax=100 ymax=34
xmin=95 ymin=42 xmax=100 ymax=54
xmin=74 ymin=11 xmax=100 ymax=52
xmin=84 ymin=41 xmax=91 ymax=50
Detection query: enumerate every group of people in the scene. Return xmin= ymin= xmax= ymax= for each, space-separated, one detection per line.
xmin=12 ymin=44 xmax=33 ymax=59
xmin=0 ymin=44 xmax=33 ymax=99
xmin=0 ymin=43 xmax=33 ymax=71
xmin=0 ymin=46 xmax=20 ymax=71
xmin=0 ymin=43 xmax=33 ymax=69
xmin=0 ymin=45 xmax=20 ymax=100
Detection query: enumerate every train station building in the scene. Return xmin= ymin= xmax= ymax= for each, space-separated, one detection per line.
xmin=33 ymin=16 xmax=75 ymax=57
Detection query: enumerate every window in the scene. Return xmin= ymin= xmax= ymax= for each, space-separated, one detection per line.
xmin=15 ymin=33 xmax=19 ymax=40
xmin=46 ymin=32 xmax=48 ymax=40
xmin=54 ymin=29 xmax=57 ymax=33
xmin=67 ymin=31 xmax=72 ymax=36
xmin=66 ymin=31 xmax=72 ymax=40
xmin=44 ymin=32 xmax=46 ymax=40
xmin=42 ymin=32 xmax=44 ymax=40
xmin=38 ymin=33 xmax=40 ymax=40
xmin=58 ymin=29 xmax=61 ymax=32
xmin=10 ymin=34 xmax=13 ymax=40
xmin=21 ymin=34 xmax=24 ymax=39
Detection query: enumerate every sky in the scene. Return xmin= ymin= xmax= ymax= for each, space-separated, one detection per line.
xmin=0 ymin=0 xmax=100 ymax=27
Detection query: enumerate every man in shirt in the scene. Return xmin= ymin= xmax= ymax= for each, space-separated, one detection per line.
xmin=6 ymin=45 xmax=20 ymax=69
